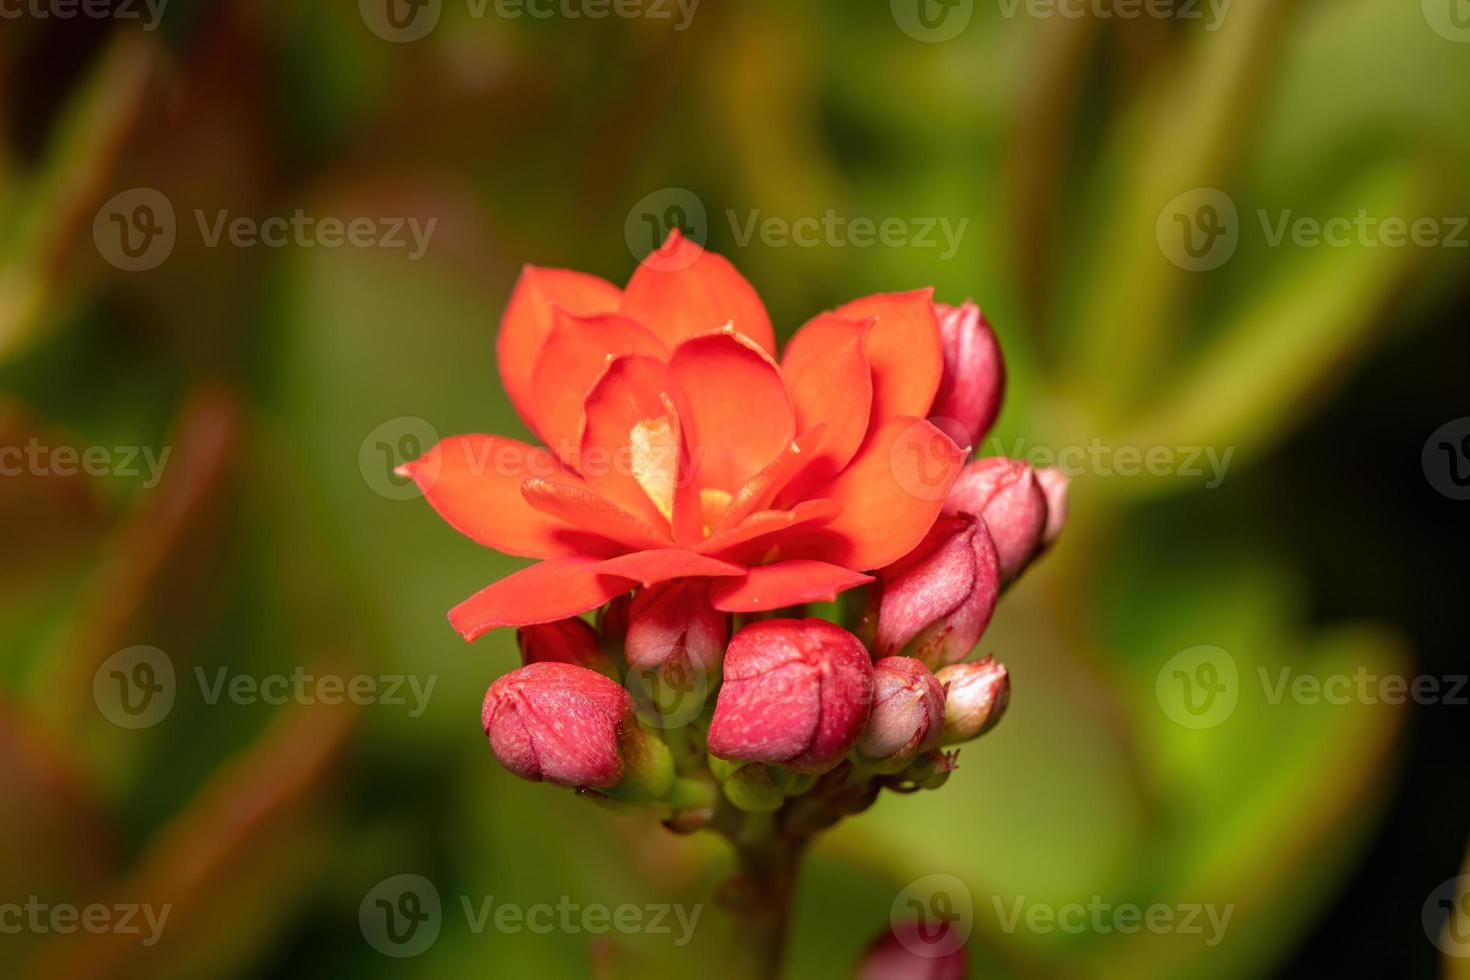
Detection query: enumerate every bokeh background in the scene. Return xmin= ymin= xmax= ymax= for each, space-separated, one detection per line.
xmin=2 ymin=0 xmax=1467 ymax=977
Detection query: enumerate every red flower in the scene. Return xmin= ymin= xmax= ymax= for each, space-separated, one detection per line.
xmin=400 ymin=231 xmax=967 ymax=640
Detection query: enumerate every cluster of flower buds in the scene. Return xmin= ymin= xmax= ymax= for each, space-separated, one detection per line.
xmin=403 ymin=231 xmax=1073 ymax=973
xmin=473 ymin=293 xmax=1060 ymax=816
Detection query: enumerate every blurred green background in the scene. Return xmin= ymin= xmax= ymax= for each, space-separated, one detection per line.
xmin=1 ymin=0 xmax=1467 ymax=977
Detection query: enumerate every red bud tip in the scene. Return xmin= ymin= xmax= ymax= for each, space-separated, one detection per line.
xmin=858 ymin=657 xmax=946 ymax=770
xmin=481 ymin=662 xmax=633 ymax=787
xmin=929 ymin=300 xmax=1005 ymax=451
xmin=707 ymin=619 xmax=874 ymax=775
xmin=855 ymin=919 xmax=968 ymax=980
xmin=624 ymin=580 xmax=728 ymax=675
xmin=516 ymin=617 xmax=612 ymax=675
xmin=945 ymin=457 xmax=1050 ymax=584
xmin=935 ymin=656 xmax=1010 ymax=745
xmin=874 ymin=514 xmax=1001 ymax=668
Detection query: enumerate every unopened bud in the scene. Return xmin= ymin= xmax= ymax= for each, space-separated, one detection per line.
xmin=625 ymin=580 xmax=727 ymax=676
xmin=873 ymin=514 xmax=1000 ymax=668
xmin=481 ymin=662 xmax=634 ymax=787
xmin=517 ymin=617 xmax=615 ymax=677
xmin=1035 ymin=465 xmax=1069 ymax=548
xmin=855 ymin=919 xmax=968 ymax=979
xmin=935 ymin=657 xmax=1010 ymax=745
xmin=945 ymin=457 xmax=1050 ymax=584
xmin=858 ymin=657 xmax=946 ymax=773
xmin=707 ymin=619 xmax=874 ymax=775
xmin=930 ymin=300 xmax=1005 ymax=451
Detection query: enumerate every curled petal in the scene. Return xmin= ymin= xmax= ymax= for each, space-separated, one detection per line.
xmin=530 ymin=310 xmax=668 ymax=463
xmin=669 ymin=331 xmax=795 ymax=494
xmin=779 ymin=313 xmax=874 ymax=498
xmin=579 ymin=355 xmax=693 ymax=532
xmin=792 ymin=418 xmax=965 ymax=571
xmin=836 ymin=289 xmax=943 ymax=427
xmin=621 ymin=229 xmax=775 ymax=355
xmin=497 ymin=265 xmax=620 ymax=432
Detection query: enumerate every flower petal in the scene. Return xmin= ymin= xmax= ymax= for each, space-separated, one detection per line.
xmin=789 ymin=417 xmax=965 ymax=571
xmin=835 ymin=289 xmax=943 ymax=426
xmin=779 ymin=312 xmax=874 ymax=496
xmin=521 ymin=478 xmax=672 ymax=553
xmin=530 ymin=310 xmax=669 ymax=464
xmin=579 ymin=354 xmax=692 ymax=532
xmin=710 ymin=561 xmax=874 ymax=613
xmin=697 ymin=498 xmax=843 ymax=562
xmin=621 ymin=229 xmax=775 ymax=355
xmin=449 ymin=557 xmax=633 ymax=640
xmin=397 ymin=435 xmax=597 ymax=558
xmin=669 ymin=331 xmax=796 ymax=494
xmin=592 ymin=548 xmax=745 ymax=587
xmin=497 ymin=265 xmax=621 ymax=433
xmin=714 ymin=425 xmax=826 ymax=534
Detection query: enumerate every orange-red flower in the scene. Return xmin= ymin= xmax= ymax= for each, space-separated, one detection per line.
xmin=399 ymin=230 xmax=967 ymax=640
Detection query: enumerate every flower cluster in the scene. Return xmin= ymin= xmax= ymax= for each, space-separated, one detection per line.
xmin=402 ymin=228 xmax=1064 ymax=830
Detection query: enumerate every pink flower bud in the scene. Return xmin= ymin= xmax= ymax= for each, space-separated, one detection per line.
xmin=855 ymin=920 xmax=967 ymax=980
xmin=858 ymin=657 xmax=946 ymax=770
xmin=481 ymin=662 xmax=634 ymax=787
xmin=944 ymin=457 xmax=1049 ymax=583
xmin=516 ymin=617 xmax=612 ymax=675
xmin=930 ymin=300 xmax=1005 ymax=451
xmin=935 ymin=656 xmax=1010 ymax=745
xmin=707 ymin=619 xmax=874 ymax=775
xmin=873 ymin=514 xmax=1000 ymax=668
xmin=624 ymin=580 xmax=728 ymax=675
xmin=1035 ymin=465 xmax=1069 ymax=547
